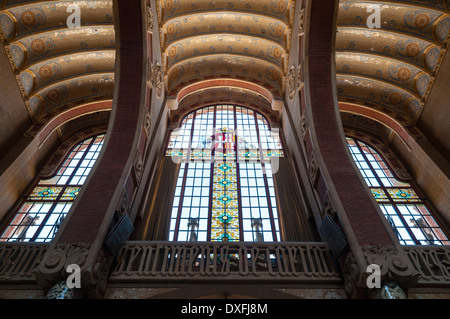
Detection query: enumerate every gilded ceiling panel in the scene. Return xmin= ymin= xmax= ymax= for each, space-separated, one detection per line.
xmin=336 ymin=28 xmax=439 ymax=71
xmin=0 ymin=0 xmax=115 ymax=128
xmin=165 ymin=34 xmax=286 ymax=70
xmin=338 ymin=2 xmax=448 ymax=44
xmin=0 ymin=1 xmax=112 ymax=41
xmin=162 ymin=12 xmax=289 ymax=48
xmin=157 ymin=0 xmax=296 ymax=108
xmin=336 ymin=0 xmax=449 ymax=128
xmin=167 ymin=54 xmax=283 ymax=95
xmin=159 ymin=0 xmax=292 ymax=23
xmin=336 ymin=75 xmax=422 ymax=124
xmin=28 ymin=72 xmax=114 ymax=119
xmin=336 ymin=52 xmax=430 ymax=98
xmin=20 ymin=50 xmax=115 ymax=96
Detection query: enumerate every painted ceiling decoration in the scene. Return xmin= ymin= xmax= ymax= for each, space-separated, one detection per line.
xmin=155 ymin=0 xmax=296 ymax=121
xmin=0 ymin=0 xmax=447 ymax=147
xmin=0 ymin=0 xmax=115 ymax=131
xmin=336 ymin=0 xmax=450 ymax=129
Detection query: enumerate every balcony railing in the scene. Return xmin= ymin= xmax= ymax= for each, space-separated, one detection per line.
xmin=0 ymin=243 xmax=49 ymax=283
xmin=109 ymin=241 xmax=342 ymax=284
xmin=1 ymin=243 xmax=449 ymax=288
xmin=405 ymin=245 xmax=450 ymax=286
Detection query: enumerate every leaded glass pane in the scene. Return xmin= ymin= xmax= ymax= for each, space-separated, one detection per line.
xmin=0 ymin=134 xmax=105 ymax=242
xmin=347 ymin=137 xmax=449 ymax=246
xmin=168 ymin=106 xmax=282 ymax=242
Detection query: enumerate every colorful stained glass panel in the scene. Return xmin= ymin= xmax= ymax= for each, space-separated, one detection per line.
xmin=387 ymin=188 xmax=420 ymax=202
xmin=347 ymin=137 xmax=449 ymax=246
xmin=167 ymin=106 xmax=283 ymax=243
xmin=29 ymin=187 xmax=63 ymax=200
xmin=370 ymin=188 xmax=388 ymax=202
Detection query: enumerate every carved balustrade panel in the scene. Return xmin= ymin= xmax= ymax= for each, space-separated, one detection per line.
xmin=405 ymin=246 xmax=450 ymax=286
xmin=0 ymin=244 xmax=48 ymax=282
xmin=110 ymin=241 xmax=342 ymax=283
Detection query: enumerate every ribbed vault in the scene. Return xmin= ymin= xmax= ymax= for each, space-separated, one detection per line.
xmin=156 ymin=0 xmax=295 ymax=121
xmin=0 ymin=0 xmax=115 ymax=132
xmin=336 ymin=0 xmax=450 ymax=132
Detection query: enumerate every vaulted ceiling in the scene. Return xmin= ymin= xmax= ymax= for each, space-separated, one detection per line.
xmin=336 ymin=0 xmax=450 ymax=143
xmin=156 ymin=0 xmax=295 ymax=125
xmin=0 ymin=0 xmax=448 ymax=152
xmin=0 ymin=0 xmax=115 ymax=144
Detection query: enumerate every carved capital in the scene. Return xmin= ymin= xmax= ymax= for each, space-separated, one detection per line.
xmin=133 ymin=152 xmax=144 ymax=184
xmin=146 ymin=5 xmax=153 ymax=33
xmin=361 ymin=244 xmax=419 ymax=286
xmin=307 ymin=154 xmax=319 ymax=186
xmin=300 ymin=114 xmax=307 ymax=139
xmin=287 ymin=65 xmax=296 ymax=100
xmin=342 ymin=245 xmax=419 ymax=298
xmin=147 ymin=61 xmax=163 ymax=97
xmin=144 ymin=109 xmax=152 ymax=137
xmin=298 ymin=8 xmax=305 ymax=35
xmin=34 ymin=243 xmax=113 ymax=299
xmin=342 ymin=251 xmax=368 ymax=299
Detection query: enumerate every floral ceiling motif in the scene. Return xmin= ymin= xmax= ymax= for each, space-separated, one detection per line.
xmin=0 ymin=0 xmax=448 ymax=143
xmin=336 ymin=0 xmax=450 ymax=127
xmin=156 ymin=0 xmax=295 ymax=104
xmin=0 ymin=0 xmax=115 ymax=123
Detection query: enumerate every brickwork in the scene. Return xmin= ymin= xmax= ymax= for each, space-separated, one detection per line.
xmin=59 ymin=0 xmax=144 ymax=243
xmin=307 ymin=1 xmax=392 ymax=246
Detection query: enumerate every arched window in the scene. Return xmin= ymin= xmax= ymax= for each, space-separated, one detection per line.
xmin=0 ymin=134 xmax=105 ymax=243
xmin=166 ymin=105 xmax=283 ymax=242
xmin=346 ymin=137 xmax=449 ymax=246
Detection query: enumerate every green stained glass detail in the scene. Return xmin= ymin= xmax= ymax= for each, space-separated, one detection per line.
xmin=264 ymin=149 xmax=284 ymax=159
xmin=387 ymin=188 xmax=419 ymax=202
xmin=30 ymin=187 xmax=63 ymax=200
xmin=190 ymin=148 xmax=212 ymax=162
xmin=218 ymin=164 xmax=232 ymax=172
xmin=61 ymin=187 xmax=81 ymax=200
xmin=371 ymin=188 xmax=388 ymax=202
xmin=212 ymin=160 xmax=239 ymax=242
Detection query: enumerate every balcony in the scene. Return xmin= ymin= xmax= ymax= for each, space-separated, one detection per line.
xmin=109 ymin=241 xmax=343 ymax=285
xmin=1 ymin=242 xmax=450 ymax=289
xmin=404 ymin=246 xmax=450 ymax=287
xmin=0 ymin=243 xmax=49 ymax=284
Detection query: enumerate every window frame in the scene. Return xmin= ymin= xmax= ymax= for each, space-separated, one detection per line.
xmin=0 ymin=133 xmax=106 ymax=243
xmin=166 ymin=105 xmax=283 ymax=243
xmin=346 ymin=137 xmax=450 ymax=246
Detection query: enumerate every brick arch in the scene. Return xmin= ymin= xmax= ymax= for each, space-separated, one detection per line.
xmin=306 ymin=0 xmax=393 ymax=247
xmin=57 ymin=0 xmax=144 ymax=244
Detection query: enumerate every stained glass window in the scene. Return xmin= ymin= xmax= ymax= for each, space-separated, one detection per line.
xmin=347 ymin=137 xmax=449 ymax=246
xmin=167 ymin=105 xmax=283 ymax=242
xmin=0 ymin=134 xmax=105 ymax=242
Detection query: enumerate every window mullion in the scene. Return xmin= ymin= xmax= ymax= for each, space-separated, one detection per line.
xmin=254 ymin=110 xmax=277 ymax=242
xmin=173 ymin=112 xmax=197 ymax=241
xmin=206 ymin=106 xmax=216 ymax=241
xmin=234 ymin=105 xmax=244 ymax=241
xmin=353 ymin=138 xmax=420 ymax=245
